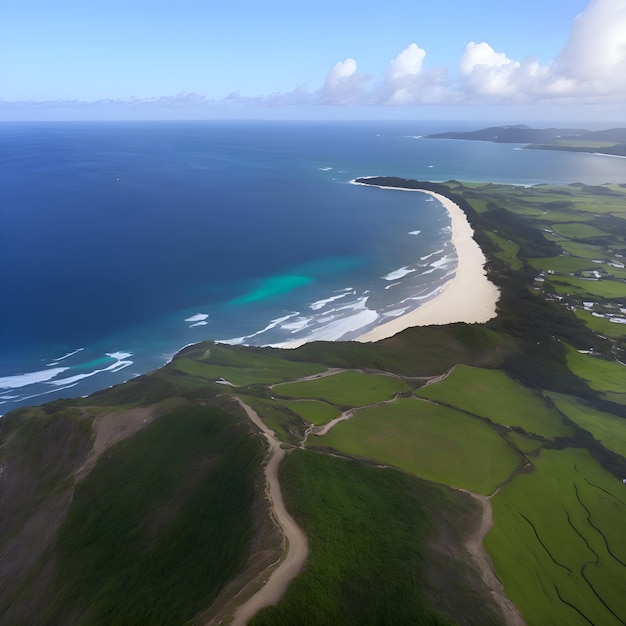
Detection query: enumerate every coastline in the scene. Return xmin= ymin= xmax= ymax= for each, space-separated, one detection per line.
xmin=352 ymin=183 xmax=499 ymax=343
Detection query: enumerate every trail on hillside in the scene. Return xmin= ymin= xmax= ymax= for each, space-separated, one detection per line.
xmin=231 ymin=398 xmax=308 ymax=625
xmin=465 ymin=492 xmax=526 ymax=626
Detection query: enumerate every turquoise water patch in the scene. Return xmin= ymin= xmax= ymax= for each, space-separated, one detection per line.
xmin=228 ymin=274 xmax=313 ymax=307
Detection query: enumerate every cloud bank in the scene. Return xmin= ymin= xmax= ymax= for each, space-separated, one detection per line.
xmin=318 ymin=0 xmax=626 ymax=106
xmin=3 ymin=0 xmax=625 ymax=114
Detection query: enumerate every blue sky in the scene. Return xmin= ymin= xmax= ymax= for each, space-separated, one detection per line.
xmin=2 ymin=0 xmax=625 ymax=122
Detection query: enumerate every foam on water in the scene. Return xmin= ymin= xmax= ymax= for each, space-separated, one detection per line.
xmin=0 ymin=367 xmax=70 ymax=390
xmin=382 ymin=267 xmax=416 ymax=281
xmin=185 ymin=313 xmax=209 ymax=322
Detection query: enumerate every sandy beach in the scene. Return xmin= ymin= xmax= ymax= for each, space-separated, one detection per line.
xmin=354 ymin=186 xmax=499 ymax=343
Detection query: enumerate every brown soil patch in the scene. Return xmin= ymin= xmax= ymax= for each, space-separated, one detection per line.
xmin=74 ymin=406 xmax=156 ymax=482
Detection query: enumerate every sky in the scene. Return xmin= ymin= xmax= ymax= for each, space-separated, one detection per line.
xmin=1 ymin=0 xmax=625 ymax=123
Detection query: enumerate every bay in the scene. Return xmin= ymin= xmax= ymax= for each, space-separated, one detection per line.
xmin=1 ymin=120 xmax=625 ymax=414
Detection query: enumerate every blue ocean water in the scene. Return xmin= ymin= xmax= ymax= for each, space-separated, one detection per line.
xmin=2 ymin=120 xmax=625 ymax=414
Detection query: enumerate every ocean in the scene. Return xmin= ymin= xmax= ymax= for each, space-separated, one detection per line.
xmin=2 ymin=120 xmax=625 ymax=414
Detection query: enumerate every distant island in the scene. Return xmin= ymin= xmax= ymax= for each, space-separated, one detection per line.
xmin=426 ymin=124 xmax=626 ymax=157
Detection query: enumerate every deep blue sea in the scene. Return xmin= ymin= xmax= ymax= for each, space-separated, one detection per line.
xmin=2 ymin=120 xmax=625 ymax=414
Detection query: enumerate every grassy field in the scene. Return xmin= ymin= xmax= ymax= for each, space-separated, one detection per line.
xmin=171 ymin=344 xmax=326 ymax=386
xmin=557 ymin=240 xmax=609 ymax=259
xmin=574 ymin=309 xmax=626 ymax=340
xmin=278 ymin=398 xmax=340 ymax=426
xmin=45 ymin=406 xmax=264 ymax=625
xmin=528 ymin=255 xmax=604 ymax=274
xmin=485 ymin=231 xmax=523 ymax=270
xmin=485 ymin=448 xmax=626 ymax=626
xmin=552 ymin=223 xmax=612 ymax=240
xmin=250 ymin=450 xmax=501 ymax=626
xmin=274 ymin=370 xmax=410 ymax=408
xmin=550 ymin=276 xmax=626 ymax=299
xmin=316 ymin=397 xmax=520 ymax=495
xmin=416 ymin=365 xmax=572 ymax=439
xmin=565 ymin=345 xmax=626 ymax=396
xmin=548 ymin=392 xmax=626 ymax=458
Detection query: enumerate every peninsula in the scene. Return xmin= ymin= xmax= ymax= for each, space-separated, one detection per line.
xmin=426 ymin=124 xmax=626 ymax=157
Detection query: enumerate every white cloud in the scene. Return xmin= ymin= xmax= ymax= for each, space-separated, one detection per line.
xmin=387 ymin=43 xmax=426 ymax=79
xmin=317 ymin=58 xmax=370 ymax=104
xmin=550 ymin=0 xmax=626 ymax=97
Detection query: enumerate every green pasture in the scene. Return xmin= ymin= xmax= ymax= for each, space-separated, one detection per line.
xmin=575 ymin=309 xmax=626 ymax=340
xmin=528 ymin=256 xmax=603 ymax=274
xmin=547 ymin=392 xmax=626 ymax=458
xmin=416 ymin=365 xmax=572 ymax=439
xmin=557 ymin=241 xmax=607 ymax=259
xmin=171 ymin=352 xmax=325 ymax=387
xmin=274 ymin=370 xmax=410 ymax=408
xmin=533 ymin=210 xmax=592 ymax=223
xmin=317 ymin=397 xmax=519 ymax=495
xmin=552 ymin=222 xmax=610 ymax=239
xmin=565 ymin=345 xmax=626 ymax=394
xmin=507 ymin=431 xmax=543 ymax=454
xmin=485 ymin=448 xmax=626 ymax=626
xmin=550 ymin=276 xmax=626 ymax=299
xmin=485 ymin=232 xmax=522 ymax=270
xmin=239 ymin=395 xmax=304 ymax=444
xmin=278 ymin=399 xmax=340 ymax=426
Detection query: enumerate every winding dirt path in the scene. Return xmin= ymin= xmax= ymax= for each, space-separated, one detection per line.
xmin=231 ymin=398 xmax=308 ymax=625
xmin=465 ymin=492 xmax=526 ymax=626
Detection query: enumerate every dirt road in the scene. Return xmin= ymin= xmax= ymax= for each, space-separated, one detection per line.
xmin=465 ymin=493 xmax=526 ymax=626
xmin=231 ymin=399 xmax=308 ymax=625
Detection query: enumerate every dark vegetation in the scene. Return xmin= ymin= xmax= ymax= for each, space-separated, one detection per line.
xmin=44 ymin=406 xmax=263 ymax=625
xmin=250 ymin=450 xmax=502 ymax=626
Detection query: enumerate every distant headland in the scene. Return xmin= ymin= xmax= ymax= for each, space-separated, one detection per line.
xmin=425 ymin=124 xmax=626 ymax=157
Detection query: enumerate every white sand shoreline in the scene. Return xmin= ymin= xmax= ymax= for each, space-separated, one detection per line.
xmin=352 ymin=181 xmax=500 ymax=343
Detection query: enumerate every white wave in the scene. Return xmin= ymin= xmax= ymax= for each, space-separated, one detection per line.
xmin=382 ymin=266 xmax=416 ymax=281
xmin=281 ymin=316 xmax=314 ymax=332
xmin=0 ymin=395 xmax=18 ymax=401
xmin=185 ymin=313 xmax=209 ymax=322
xmin=441 ymin=225 xmax=452 ymax=233
xmin=218 ymin=337 xmax=246 ymax=345
xmin=430 ymin=255 xmax=455 ymax=269
xmin=408 ymin=230 xmax=421 ymax=236
xmin=19 ymin=383 xmax=80 ymax=402
xmin=319 ymin=166 xmax=333 ymax=171
xmin=309 ymin=291 xmax=354 ymax=310
xmin=385 ymin=282 xmax=402 ymax=290
xmin=420 ymin=248 xmax=445 ymax=261
xmin=47 ymin=347 xmax=85 ymax=364
xmin=289 ymin=304 xmax=379 ymax=343
xmin=246 ymin=312 xmax=300 ymax=338
xmin=47 ymin=357 xmax=133 ymax=387
xmin=189 ymin=321 xmax=208 ymax=327
xmin=406 ymin=285 xmax=446 ymax=302
xmin=0 ymin=367 xmax=70 ymax=390
xmin=316 ymin=315 xmax=336 ymax=324
xmin=382 ymin=307 xmax=410 ymax=318
xmin=106 ymin=351 xmax=133 ymax=360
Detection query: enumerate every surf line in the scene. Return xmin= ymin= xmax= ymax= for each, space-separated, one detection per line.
xmin=231 ymin=398 xmax=308 ymax=624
